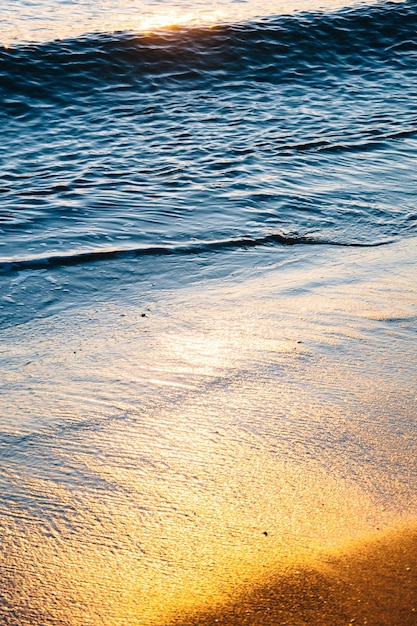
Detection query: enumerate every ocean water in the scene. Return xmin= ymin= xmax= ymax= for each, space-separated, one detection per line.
xmin=1 ymin=0 xmax=417 ymax=326
xmin=0 ymin=0 xmax=416 ymax=624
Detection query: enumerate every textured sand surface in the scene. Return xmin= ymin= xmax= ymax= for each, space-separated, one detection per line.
xmin=171 ymin=524 xmax=417 ymax=626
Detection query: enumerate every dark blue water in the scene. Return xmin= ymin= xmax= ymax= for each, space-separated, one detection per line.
xmin=1 ymin=0 xmax=417 ymax=326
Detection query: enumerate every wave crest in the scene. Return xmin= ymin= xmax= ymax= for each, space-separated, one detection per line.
xmin=1 ymin=1 xmax=417 ymax=101
xmin=0 ymin=235 xmax=390 ymax=274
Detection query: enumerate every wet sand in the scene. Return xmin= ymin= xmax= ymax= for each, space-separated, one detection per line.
xmin=171 ymin=524 xmax=417 ymax=626
xmin=1 ymin=240 xmax=416 ymax=625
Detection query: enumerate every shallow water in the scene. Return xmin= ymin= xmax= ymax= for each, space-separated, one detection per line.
xmin=1 ymin=0 xmax=417 ymax=623
xmin=1 ymin=237 xmax=416 ymax=623
xmin=2 ymin=0 xmax=417 ymax=278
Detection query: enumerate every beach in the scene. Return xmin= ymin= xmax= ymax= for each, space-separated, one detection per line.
xmin=1 ymin=0 xmax=417 ymax=622
xmin=172 ymin=523 xmax=417 ymax=625
xmin=1 ymin=237 xmax=416 ymax=624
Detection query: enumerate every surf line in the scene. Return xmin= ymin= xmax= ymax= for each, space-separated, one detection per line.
xmin=0 ymin=234 xmax=391 ymax=274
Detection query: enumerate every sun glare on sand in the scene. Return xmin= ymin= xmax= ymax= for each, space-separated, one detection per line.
xmin=1 ymin=239 xmax=416 ymax=625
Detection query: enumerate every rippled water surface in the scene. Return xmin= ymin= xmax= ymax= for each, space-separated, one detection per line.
xmin=1 ymin=0 xmax=417 ymax=623
xmin=2 ymin=0 xmax=417 ymax=274
xmin=1 ymin=0 xmax=372 ymax=44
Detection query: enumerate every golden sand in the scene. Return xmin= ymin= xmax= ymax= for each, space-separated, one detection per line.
xmin=170 ymin=523 xmax=417 ymax=626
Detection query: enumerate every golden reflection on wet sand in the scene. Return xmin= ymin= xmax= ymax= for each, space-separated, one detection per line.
xmin=0 ymin=430 xmax=394 ymax=624
xmin=169 ymin=522 xmax=417 ymax=625
xmin=0 ymin=240 xmax=416 ymax=624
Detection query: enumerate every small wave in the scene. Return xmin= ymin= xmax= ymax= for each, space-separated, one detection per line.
xmin=0 ymin=235 xmax=391 ymax=274
xmin=276 ymin=125 xmax=417 ymax=154
xmin=1 ymin=1 xmax=417 ymax=105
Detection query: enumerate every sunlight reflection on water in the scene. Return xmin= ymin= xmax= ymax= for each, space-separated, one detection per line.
xmin=3 ymin=0 xmax=372 ymax=45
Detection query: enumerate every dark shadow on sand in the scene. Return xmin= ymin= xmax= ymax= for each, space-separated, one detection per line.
xmin=168 ymin=524 xmax=417 ymax=626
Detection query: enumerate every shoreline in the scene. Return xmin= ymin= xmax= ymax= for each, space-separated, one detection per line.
xmin=170 ymin=522 xmax=417 ymax=626
xmin=0 ymin=238 xmax=416 ymax=625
